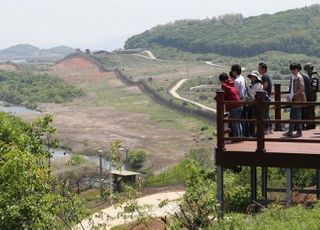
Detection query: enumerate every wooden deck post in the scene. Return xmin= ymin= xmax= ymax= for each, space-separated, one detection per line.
xmin=256 ymin=91 xmax=266 ymax=152
xmin=286 ymin=168 xmax=293 ymax=206
xmin=216 ymin=90 xmax=225 ymax=151
xmin=261 ymin=167 xmax=268 ymax=206
xmin=274 ymin=84 xmax=282 ymax=131
xmin=317 ymin=169 xmax=320 ymax=199
xmin=216 ymin=165 xmax=224 ymax=219
xmin=251 ymin=166 xmax=257 ymax=212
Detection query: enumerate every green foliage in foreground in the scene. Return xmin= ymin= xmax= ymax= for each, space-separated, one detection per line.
xmin=170 ymin=161 xmax=320 ymax=229
xmin=212 ymin=204 xmax=320 ymax=229
xmin=0 ymin=70 xmax=84 ymax=109
xmin=172 ymin=160 xmax=216 ymax=229
xmin=144 ymin=148 xmax=214 ymax=187
xmin=0 ymin=113 xmax=84 ymax=229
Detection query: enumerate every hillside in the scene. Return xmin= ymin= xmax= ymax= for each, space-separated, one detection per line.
xmin=46 ymin=45 xmax=75 ymax=55
xmin=0 ymin=44 xmax=75 ymax=61
xmin=125 ymin=4 xmax=320 ymax=57
xmin=0 ymin=44 xmax=40 ymax=56
xmin=53 ymin=51 xmax=112 ymax=73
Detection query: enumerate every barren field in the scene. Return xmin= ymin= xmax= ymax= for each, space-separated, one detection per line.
xmin=0 ymin=63 xmax=18 ymax=71
xmin=24 ymin=59 xmax=215 ymax=170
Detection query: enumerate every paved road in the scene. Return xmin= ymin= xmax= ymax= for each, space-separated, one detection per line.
xmin=74 ymin=191 xmax=185 ymax=230
xmin=169 ymin=79 xmax=216 ymax=113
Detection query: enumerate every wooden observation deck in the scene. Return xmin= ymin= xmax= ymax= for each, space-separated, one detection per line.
xmin=215 ymin=84 xmax=320 ymax=217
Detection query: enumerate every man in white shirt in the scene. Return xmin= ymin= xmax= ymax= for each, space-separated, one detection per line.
xmin=231 ymin=64 xmax=246 ymax=100
xmin=230 ymin=64 xmax=246 ymax=136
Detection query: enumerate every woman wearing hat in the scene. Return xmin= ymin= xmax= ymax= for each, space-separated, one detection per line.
xmin=246 ymin=70 xmax=263 ymax=136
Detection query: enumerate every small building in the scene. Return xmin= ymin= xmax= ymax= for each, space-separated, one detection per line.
xmin=111 ymin=170 xmax=140 ymax=192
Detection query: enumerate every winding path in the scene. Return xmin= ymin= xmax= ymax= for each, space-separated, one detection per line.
xmin=169 ymin=79 xmax=216 ymax=113
xmin=74 ymin=191 xmax=185 ymax=230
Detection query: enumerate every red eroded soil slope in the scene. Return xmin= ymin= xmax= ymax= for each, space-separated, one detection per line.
xmin=54 ymin=57 xmax=100 ymax=72
xmin=52 ymin=52 xmax=110 ymax=75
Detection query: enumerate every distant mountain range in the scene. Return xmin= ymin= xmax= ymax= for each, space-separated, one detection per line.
xmin=125 ymin=4 xmax=320 ymax=58
xmin=0 ymin=44 xmax=75 ymax=61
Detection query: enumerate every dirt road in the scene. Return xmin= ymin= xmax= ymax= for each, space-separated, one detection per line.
xmin=133 ymin=50 xmax=158 ymax=60
xmin=74 ymin=191 xmax=185 ymax=229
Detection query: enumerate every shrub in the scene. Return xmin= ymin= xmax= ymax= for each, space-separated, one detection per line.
xmin=200 ymin=126 xmax=209 ymax=131
xmin=127 ymin=149 xmax=147 ymax=170
xmin=172 ymin=160 xmax=216 ymax=229
xmin=225 ymin=185 xmax=251 ymax=212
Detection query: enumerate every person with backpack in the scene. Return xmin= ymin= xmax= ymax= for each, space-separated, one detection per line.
xmin=300 ymin=64 xmax=311 ymax=130
xmin=258 ymin=62 xmax=273 ymax=134
xmin=219 ymin=72 xmax=242 ymax=137
xmin=303 ymin=63 xmax=319 ymax=129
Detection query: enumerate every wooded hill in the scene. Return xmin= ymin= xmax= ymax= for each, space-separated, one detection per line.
xmin=125 ymin=5 xmax=320 ymax=57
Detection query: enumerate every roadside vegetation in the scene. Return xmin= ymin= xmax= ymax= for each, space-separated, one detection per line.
xmin=0 ymin=70 xmax=84 ymax=109
xmin=111 ymin=150 xmax=320 ymax=229
xmin=0 ymin=112 xmax=84 ymax=229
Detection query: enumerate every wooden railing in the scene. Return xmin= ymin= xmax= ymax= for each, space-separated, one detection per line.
xmin=216 ymin=85 xmax=320 ymax=152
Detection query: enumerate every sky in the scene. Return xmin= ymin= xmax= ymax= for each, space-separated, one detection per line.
xmin=0 ymin=0 xmax=319 ymax=51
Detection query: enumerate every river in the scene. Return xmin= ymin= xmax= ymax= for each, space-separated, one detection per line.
xmin=0 ymin=100 xmax=41 ymax=115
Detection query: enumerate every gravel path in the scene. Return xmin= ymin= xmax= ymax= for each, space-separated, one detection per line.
xmin=74 ymin=191 xmax=185 ymax=230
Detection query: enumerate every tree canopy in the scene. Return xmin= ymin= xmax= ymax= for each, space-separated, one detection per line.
xmin=0 ymin=113 xmax=83 ymax=229
xmin=0 ymin=70 xmax=84 ymax=109
xmin=125 ymin=5 xmax=320 ymax=57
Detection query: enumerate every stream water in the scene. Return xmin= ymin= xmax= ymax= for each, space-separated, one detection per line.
xmin=0 ymin=100 xmax=41 ymax=115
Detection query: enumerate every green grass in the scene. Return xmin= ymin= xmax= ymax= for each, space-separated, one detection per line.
xmin=83 ymin=76 xmax=215 ymax=134
xmin=213 ymin=204 xmax=320 ymax=230
xmin=78 ymin=189 xmax=111 ymax=216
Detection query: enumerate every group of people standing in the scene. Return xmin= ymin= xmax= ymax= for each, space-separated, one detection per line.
xmin=218 ymin=62 xmax=319 ymax=139
xmin=283 ymin=62 xmax=319 ymax=137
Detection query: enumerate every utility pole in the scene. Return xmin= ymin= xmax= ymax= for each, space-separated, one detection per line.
xmin=109 ymin=151 xmax=113 ymax=204
xmin=98 ymin=149 xmax=104 ymax=197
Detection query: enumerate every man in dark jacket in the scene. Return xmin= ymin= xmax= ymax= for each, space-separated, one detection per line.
xmin=259 ymin=62 xmax=273 ymax=134
xmin=304 ymin=63 xmax=319 ymax=129
xmin=300 ymin=64 xmax=311 ymax=129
